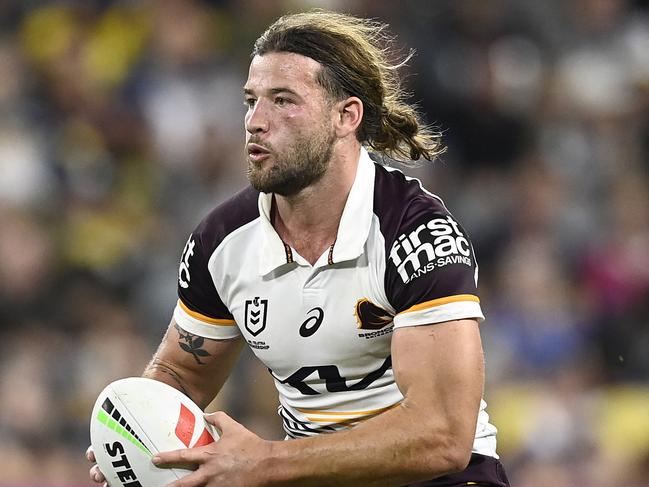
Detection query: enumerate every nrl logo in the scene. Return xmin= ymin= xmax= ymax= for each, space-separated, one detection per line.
xmin=245 ymin=297 xmax=268 ymax=336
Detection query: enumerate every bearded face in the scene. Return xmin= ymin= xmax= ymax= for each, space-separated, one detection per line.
xmin=246 ymin=120 xmax=336 ymax=196
xmin=244 ymin=53 xmax=341 ymax=197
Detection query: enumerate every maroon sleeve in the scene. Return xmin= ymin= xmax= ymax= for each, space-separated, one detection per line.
xmin=177 ymin=185 xmax=260 ymax=321
xmin=177 ymin=229 xmax=233 ymax=321
xmin=383 ymin=196 xmax=480 ymax=314
xmin=372 ymin=165 xmax=480 ymax=315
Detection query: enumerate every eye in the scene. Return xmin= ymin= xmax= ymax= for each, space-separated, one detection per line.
xmin=275 ymin=96 xmax=288 ymax=107
xmin=244 ymin=97 xmax=256 ymax=108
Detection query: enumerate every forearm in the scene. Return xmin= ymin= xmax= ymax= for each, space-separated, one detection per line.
xmin=142 ymin=356 xmax=197 ymax=402
xmin=263 ymin=401 xmax=473 ymax=487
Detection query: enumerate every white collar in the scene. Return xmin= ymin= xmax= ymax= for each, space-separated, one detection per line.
xmin=257 ymin=147 xmax=375 ymax=276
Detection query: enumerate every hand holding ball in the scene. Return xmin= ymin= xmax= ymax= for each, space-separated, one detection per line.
xmin=89 ymin=377 xmax=219 ymax=485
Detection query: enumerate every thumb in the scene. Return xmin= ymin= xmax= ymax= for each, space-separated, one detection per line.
xmin=204 ymin=411 xmax=240 ymax=434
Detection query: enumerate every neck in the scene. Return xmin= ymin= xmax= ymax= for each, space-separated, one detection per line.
xmin=272 ymin=143 xmax=361 ymax=261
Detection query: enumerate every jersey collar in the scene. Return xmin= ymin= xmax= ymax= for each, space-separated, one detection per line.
xmin=257 ymin=146 xmax=375 ymax=276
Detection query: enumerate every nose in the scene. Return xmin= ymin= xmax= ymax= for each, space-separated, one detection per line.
xmin=245 ymin=100 xmax=270 ymax=134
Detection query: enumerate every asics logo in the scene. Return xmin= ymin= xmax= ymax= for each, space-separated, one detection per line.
xmin=299 ymin=307 xmax=324 ymax=337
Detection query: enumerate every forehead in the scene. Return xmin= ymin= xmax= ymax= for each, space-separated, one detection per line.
xmin=245 ymin=52 xmax=323 ymax=94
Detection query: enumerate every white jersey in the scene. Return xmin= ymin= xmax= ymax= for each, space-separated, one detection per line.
xmin=173 ymin=148 xmax=498 ymax=458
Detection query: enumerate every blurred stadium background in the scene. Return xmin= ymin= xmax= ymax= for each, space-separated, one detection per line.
xmin=0 ymin=0 xmax=648 ymax=485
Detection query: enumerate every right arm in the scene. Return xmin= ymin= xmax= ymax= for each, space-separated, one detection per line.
xmin=88 ymin=317 xmax=243 ymax=484
xmin=143 ymin=317 xmax=244 ymax=408
xmin=90 ymin=217 xmax=246 ymax=482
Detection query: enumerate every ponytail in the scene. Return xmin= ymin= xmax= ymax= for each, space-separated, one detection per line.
xmin=368 ymin=102 xmax=444 ymax=163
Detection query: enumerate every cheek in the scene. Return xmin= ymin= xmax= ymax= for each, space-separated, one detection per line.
xmin=272 ymin=115 xmax=304 ymax=141
xmin=281 ymin=103 xmax=314 ymax=123
xmin=285 ymin=107 xmax=321 ymax=130
xmin=274 ymin=111 xmax=299 ymax=129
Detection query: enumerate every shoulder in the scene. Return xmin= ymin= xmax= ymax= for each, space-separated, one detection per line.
xmin=372 ymin=163 xmax=451 ymax=240
xmin=193 ymin=185 xmax=260 ymax=251
xmin=176 ymin=186 xmax=259 ymax=325
xmin=371 ymin=164 xmax=483 ymax=322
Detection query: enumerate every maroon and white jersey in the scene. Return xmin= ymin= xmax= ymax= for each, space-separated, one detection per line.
xmin=174 ymin=148 xmax=498 ymax=457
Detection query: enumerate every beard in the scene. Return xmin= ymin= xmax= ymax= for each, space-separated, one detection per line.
xmin=246 ymin=127 xmax=336 ymax=197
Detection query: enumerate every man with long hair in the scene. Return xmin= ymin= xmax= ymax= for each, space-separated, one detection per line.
xmin=89 ymin=10 xmax=509 ymax=486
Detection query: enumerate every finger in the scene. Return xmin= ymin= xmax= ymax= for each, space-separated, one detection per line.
xmin=89 ymin=464 xmax=105 ymax=483
xmin=86 ymin=445 xmax=96 ymax=463
xmin=152 ymin=447 xmax=205 ymax=469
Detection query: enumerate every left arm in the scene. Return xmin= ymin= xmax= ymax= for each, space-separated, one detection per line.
xmin=156 ymin=318 xmax=484 ymax=486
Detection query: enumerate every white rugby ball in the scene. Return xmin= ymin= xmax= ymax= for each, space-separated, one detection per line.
xmin=90 ymin=377 xmax=219 ymax=486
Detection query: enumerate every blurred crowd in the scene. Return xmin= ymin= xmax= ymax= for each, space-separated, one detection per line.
xmin=0 ymin=0 xmax=648 ymax=485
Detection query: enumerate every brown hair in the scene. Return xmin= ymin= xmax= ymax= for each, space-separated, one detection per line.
xmin=252 ymin=10 xmax=444 ymax=163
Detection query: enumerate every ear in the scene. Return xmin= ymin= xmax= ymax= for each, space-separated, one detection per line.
xmin=333 ymin=96 xmax=363 ymax=138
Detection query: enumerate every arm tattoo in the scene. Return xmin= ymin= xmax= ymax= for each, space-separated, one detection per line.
xmin=174 ymin=323 xmax=211 ymax=365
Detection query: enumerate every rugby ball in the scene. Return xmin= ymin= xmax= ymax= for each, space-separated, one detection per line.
xmin=90 ymin=377 xmax=219 ymax=486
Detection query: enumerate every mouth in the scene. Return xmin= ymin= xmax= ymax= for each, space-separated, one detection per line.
xmin=247 ymin=143 xmax=271 ymax=163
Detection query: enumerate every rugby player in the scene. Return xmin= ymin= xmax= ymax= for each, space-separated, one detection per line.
xmin=88 ymin=10 xmax=509 ymax=486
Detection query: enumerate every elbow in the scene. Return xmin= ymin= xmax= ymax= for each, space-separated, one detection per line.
xmin=440 ymin=443 xmax=472 ymax=475
xmin=420 ymin=432 xmax=473 ymax=477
